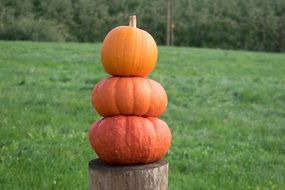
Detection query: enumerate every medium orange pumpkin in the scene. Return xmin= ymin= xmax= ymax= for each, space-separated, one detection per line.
xmin=101 ymin=16 xmax=158 ymax=77
xmin=89 ymin=116 xmax=172 ymax=165
xmin=91 ymin=77 xmax=167 ymax=117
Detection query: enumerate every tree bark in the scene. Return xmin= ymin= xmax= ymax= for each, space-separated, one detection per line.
xmin=166 ymin=0 xmax=173 ymax=46
xmin=88 ymin=159 xmax=169 ymax=190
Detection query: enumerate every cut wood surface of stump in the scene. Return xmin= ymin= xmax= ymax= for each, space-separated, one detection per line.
xmin=89 ymin=159 xmax=169 ymax=190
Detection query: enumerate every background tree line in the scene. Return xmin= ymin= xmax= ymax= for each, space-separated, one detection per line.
xmin=0 ymin=0 xmax=284 ymax=52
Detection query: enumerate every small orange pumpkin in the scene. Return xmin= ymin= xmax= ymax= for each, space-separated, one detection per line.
xmin=101 ymin=16 xmax=158 ymax=77
xmin=89 ymin=116 xmax=172 ymax=165
xmin=91 ymin=77 xmax=167 ymax=117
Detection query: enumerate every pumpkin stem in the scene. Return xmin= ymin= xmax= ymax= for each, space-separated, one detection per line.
xmin=129 ymin=15 xmax=137 ymax=28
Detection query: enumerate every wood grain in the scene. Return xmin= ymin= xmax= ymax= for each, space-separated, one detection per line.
xmin=89 ymin=159 xmax=169 ymax=190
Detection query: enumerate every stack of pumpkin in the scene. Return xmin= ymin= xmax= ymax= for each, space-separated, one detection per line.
xmin=89 ymin=16 xmax=172 ymax=165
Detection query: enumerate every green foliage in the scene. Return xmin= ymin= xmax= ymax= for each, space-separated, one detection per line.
xmin=0 ymin=17 xmax=68 ymax=41
xmin=0 ymin=41 xmax=285 ymax=189
xmin=0 ymin=0 xmax=285 ymax=51
xmin=174 ymin=0 xmax=285 ymax=52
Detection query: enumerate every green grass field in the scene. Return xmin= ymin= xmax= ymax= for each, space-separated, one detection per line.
xmin=0 ymin=41 xmax=285 ymax=189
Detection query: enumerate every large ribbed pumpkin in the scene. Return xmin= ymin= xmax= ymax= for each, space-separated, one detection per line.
xmin=89 ymin=116 xmax=172 ymax=165
xmin=101 ymin=16 xmax=157 ymax=77
xmin=91 ymin=77 xmax=167 ymax=117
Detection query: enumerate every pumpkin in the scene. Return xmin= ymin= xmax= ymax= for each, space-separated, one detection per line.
xmin=91 ymin=77 xmax=167 ymax=117
xmin=89 ymin=116 xmax=172 ymax=165
xmin=101 ymin=16 xmax=158 ymax=77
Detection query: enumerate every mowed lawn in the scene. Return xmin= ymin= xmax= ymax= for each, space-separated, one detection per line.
xmin=0 ymin=41 xmax=285 ymax=190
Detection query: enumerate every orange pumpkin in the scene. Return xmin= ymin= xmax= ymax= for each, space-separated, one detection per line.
xmin=89 ymin=116 xmax=172 ymax=165
xmin=91 ymin=77 xmax=167 ymax=117
xmin=101 ymin=16 xmax=158 ymax=77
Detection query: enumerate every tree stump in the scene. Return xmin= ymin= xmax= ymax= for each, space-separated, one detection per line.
xmin=88 ymin=159 xmax=169 ymax=190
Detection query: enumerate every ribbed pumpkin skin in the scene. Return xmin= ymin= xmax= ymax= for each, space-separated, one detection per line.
xmin=101 ymin=26 xmax=158 ymax=77
xmin=91 ymin=77 xmax=167 ymax=117
xmin=89 ymin=116 xmax=172 ymax=165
